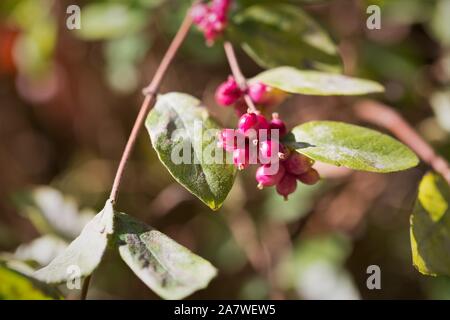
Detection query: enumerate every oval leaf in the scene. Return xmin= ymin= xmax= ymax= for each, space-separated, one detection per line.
xmin=229 ymin=4 xmax=341 ymax=72
xmin=410 ymin=172 xmax=450 ymax=276
xmin=115 ymin=212 xmax=217 ymax=300
xmin=252 ymin=66 xmax=384 ymax=96
xmin=290 ymin=121 xmax=419 ymax=172
xmin=33 ymin=200 xmax=114 ymax=283
xmin=145 ymin=92 xmax=236 ymax=210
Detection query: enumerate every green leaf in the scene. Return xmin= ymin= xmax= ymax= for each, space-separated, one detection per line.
xmin=33 ymin=200 xmax=114 ymax=283
xmin=145 ymin=92 xmax=236 ymax=210
xmin=410 ymin=172 xmax=450 ymax=276
xmin=12 ymin=186 xmax=95 ymax=241
xmin=14 ymin=235 xmax=67 ymax=267
xmin=276 ymin=233 xmax=360 ymax=299
xmin=75 ymin=3 xmax=146 ymax=40
xmin=229 ymin=4 xmax=341 ymax=72
xmin=289 ymin=121 xmax=419 ymax=172
xmin=115 ymin=212 xmax=217 ymax=300
xmin=252 ymin=66 xmax=384 ymax=96
xmin=0 ymin=264 xmax=61 ymax=300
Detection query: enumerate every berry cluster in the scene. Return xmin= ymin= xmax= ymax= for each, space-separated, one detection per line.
xmin=215 ymin=76 xmax=287 ymax=115
xmin=191 ymin=0 xmax=231 ymax=45
xmin=218 ymin=112 xmax=319 ymax=200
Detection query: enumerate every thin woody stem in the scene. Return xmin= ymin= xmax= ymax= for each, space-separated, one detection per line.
xmin=223 ymin=41 xmax=257 ymax=112
xmin=80 ymin=275 xmax=91 ymax=300
xmin=108 ymin=10 xmax=194 ymax=204
xmin=354 ymin=100 xmax=450 ymax=184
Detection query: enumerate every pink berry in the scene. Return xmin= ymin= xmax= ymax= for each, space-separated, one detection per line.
xmin=276 ymin=174 xmax=298 ymax=200
xmin=211 ymin=0 xmax=231 ymax=14
xmin=218 ymin=129 xmax=237 ymax=152
xmin=248 ymin=83 xmax=268 ymax=105
xmin=270 ymin=113 xmax=287 ymax=138
xmin=233 ymin=148 xmax=249 ymax=170
xmin=297 ymin=168 xmax=320 ymax=185
xmin=256 ymin=165 xmax=285 ymax=188
xmin=238 ymin=112 xmax=258 ymax=134
xmin=259 ymin=140 xmax=283 ymax=159
xmin=255 ymin=113 xmax=270 ymax=131
xmin=283 ymin=152 xmax=312 ymax=176
xmin=191 ymin=4 xmax=209 ymax=24
xmin=215 ymin=76 xmax=242 ymax=106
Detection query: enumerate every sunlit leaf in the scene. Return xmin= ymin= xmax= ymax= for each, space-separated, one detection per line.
xmin=76 ymin=3 xmax=146 ymax=40
xmin=0 ymin=264 xmax=61 ymax=300
xmin=13 ymin=187 xmax=95 ymax=241
xmin=230 ymin=4 xmax=341 ymax=72
xmin=410 ymin=172 xmax=450 ymax=276
xmin=430 ymin=0 xmax=450 ymax=46
xmin=289 ymin=121 xmax=419 ymax=172
xmin=252 ymin=66 xmax=384 ymax=96
xmin=115 ymin=212 xmax=217 ymax=300
xmin=33 ymin=201 xmax=114 ymax=283
xmin=277 ymin=234 xmax=360 ymax=300
xmin=14 ymin=235 xmax=67 ymax=267
xmin=146 ymin=92 xmax=236 ymax=210
xmin=430 ymin=90 xmax=450 ymax=132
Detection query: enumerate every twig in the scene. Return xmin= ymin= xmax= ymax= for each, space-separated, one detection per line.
xmin=81 ymin=6 xmax=193 ymax=302
xmin=223 ymin=41 xmax=257 ymax=112
xmin=80 ymin=275 xmax=91 ymax=300
xmin=109 ymin=10 xmax=194 ymax=204
xmin=354 ymin=100 xmax=450 ymax=184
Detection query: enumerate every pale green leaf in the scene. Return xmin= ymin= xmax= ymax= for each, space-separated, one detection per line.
xmin=115 ymin=212 xmax=217 ymax=300
xmin=12 ymin=186 xmax=95 ymax=241
xmin=14 ymin=235 xmax=67 ymax=267
xmin=0 ymin=264 xmax=61 ymax=300
xmin=145 ymin=92 xmax=236 ymax=210
xmin=75 ymin=3 xmax=146 ymax=40
xmin=230 ymin=4 xmax=341 ymax=72
xmin=276 ymin=234 xmax=360 ymax=300
xmin=290 ymin=121 xmax=419 ymax=172
xmin=252 ymin=66 xmax=384 ymax=96
xmin=33 ymin=200 xmax=114 ymax=283
xmin=410 ymin=172 xmax=450 ymax=276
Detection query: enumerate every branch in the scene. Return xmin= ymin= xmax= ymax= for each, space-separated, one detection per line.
xmin=80 ymin=275 xmax=91 ymax=300
xmin=223 ymin=41 xmax=257 ymax=112
xmin=109 ymin=10 xmax=193 ymax=204
xmin=354 ymin=100 xmax=450 ymax=184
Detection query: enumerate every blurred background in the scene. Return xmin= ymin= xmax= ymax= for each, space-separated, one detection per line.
xmin=1 ymin=0 xmax=450 ymax=299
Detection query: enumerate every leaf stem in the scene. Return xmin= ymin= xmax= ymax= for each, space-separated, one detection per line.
xmin=223 ymin=41 xmax=257 ymax=112
xmin=109 ymin=10 xmax=194 ymax=204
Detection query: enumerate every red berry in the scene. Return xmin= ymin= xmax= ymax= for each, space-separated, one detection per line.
xmin=283 ymin=152 xmax=313 ymax=175
xmin=259 ymin=140 xmax=284 ymax=160
xmin=218 ymin=129 xmax=238 ymax=152
xmin=191 ymin=3 xmax=209 ymax=24
xmin=276 ymin=174 xmax=298 ymax=200
xmin=297 ymin=168 xmax=320 ymax=185
xmin=238 ymin=112 xmax=258 ymax=134
xmin=270 ymin=113 xmax=287 ymax=138
xmin=215 ymin=76 xmax=242 ymax=106
xmin=233 ymin=148 xmax=249 ymax=170
xmin=255 ymin=113 xmax=270 ymax=131
xmin=248 ymin=82 xmax=268 ymax=105
xmin=211 ymin=0 xmax=231 ymax=16
xmin=256 ymin=164 xmax=285 ymax=188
